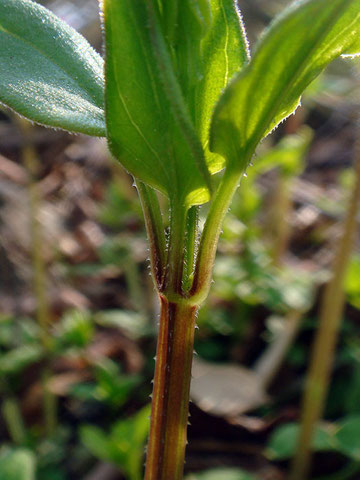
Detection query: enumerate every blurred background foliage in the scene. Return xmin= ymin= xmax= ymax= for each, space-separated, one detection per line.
xmin=0 ymin=0 xmax=360 ymax=479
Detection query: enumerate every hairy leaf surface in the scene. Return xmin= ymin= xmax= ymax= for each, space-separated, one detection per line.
xmin=161 ymin=0 xmax=250 ymax=174
xmin=210 ymin=0 xmax=360 ymax=171
xmin=0 ymin=0 xmax=105 ymax=136
xmin=197 ymin=0 xmax=250 ymax=173
xmin=176 ymin=0 xmax=212 ymax=113
xmin=103 ymin=0 xmax=211 ymax=206
xmin=343 ymin=37 xmax=360 ymax=56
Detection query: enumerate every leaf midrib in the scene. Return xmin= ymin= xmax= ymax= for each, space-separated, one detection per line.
xmin=106 ymin=0 xmax=172 ymax=193
xmin=220 ymin=0 xmax=230 ymax=87
xmin=146 ymin=2 xmax=213 ymax=199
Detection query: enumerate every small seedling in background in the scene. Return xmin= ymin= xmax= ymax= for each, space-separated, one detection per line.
xmin=0 ymin=1 xmax=360 ymax=479
xmin=219 ymin=126 xmax=312 ymax=274
xmin=0 ymin=448 xmax=36 ymax=480
xmin=268 ymin=416 xmax=360 ymax=480
xmin=80 ymin=404 xmax=151 ymax=480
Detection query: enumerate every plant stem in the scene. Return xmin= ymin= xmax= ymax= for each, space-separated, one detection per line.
xmin=18 ymin=118 xmax=57 ymax=436
xmin=137 ymin=181 xmax=166 ymax=288
xmin=288 ymin=140 xmax=360 ymax=480
xmin=41 ymin=366 xmax=57 ymax=435
xmin=1 ymin=396 xmax=26 ymax=445
xmin=145 ymin=296 xmax=198 ymax=480
xmin=144 ymin=164 xmax=246 ymax=479
xmin=191 ymin=166 xmax=242 ymax=303
xmin=165 ymin=199 xmax=188 ymax=294
xmin=183 ymin=206 xmax=199 ymax=293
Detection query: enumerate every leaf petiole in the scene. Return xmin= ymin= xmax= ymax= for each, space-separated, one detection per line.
xmin=165 ymin=198 xmax=189 ymax=295
xmin=191 ymin=162 xmax=248 ymax=305
xmin=136 ymin=181 xmax=167 ymax=290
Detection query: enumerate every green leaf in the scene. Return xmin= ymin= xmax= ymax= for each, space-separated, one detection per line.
xmin=0 ymin=344 xmax=44 ymax=375
xmin=343 ymin=38 xmax=360 ymax=56
xmin=266 ymin=422 xmax=336 ymax=460
xmin=335 ymin=416 xmax=360 ymax=460
xmin=210 ymin=0 xmax=360 ymax=171
xmin=80 ymin=426 xmax=112 ymax=462
xmin=94 ymin=358 xmax=141 ymax=408
xmin=197 ymin=0 xmax=250 ymax=173
xmin=0 ymin=449 xmax=36 ymax=480
xmin=95 ymin=310 xmax=151 ymax=340
xmin=81 ymin=405 xmax=151 ymax=480
xmin=57 ymin=309 xmax=94 ymax=349
xmin=157 ymin=0 xmax=249 ymax=175
xmin=0 ymin=0 xmax=105 ymax=136
xmin=250 ymin=126 xmax=313 ymax=178
xmin=156 ymin=0 xmax=249 ymax=173
xmin=345 ymin=255 xmax=360 ymax=309
xmin=112 ymin=404 xmax=151 ymax=479
xmin=176 ymin=0 xmax=212 ymax=108
xmin=103 ymin=0 xmax=211 ymax=206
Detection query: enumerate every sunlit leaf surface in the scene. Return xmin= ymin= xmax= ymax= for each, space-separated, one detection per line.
xmin=211 ymin=0 xmax=360 ymax=171
xmin=0 ymin=0 xmax=105 ymax=136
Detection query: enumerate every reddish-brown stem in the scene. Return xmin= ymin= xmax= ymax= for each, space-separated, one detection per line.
xmin=145 ymin=295 xmax=197 ymax=480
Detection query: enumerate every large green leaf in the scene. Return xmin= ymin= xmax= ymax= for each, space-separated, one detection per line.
xmin=210 ymin=0 xmax=360 ymax=171
xmin=158 ymin=0 xmax=249 ymax=175
xmin=0 ymin=0 xmax=105 ymax=136
xmin=197 ymin=0 xmax=250 ymax=173
xmin=103 ymin=0 xmax=211 ymax=206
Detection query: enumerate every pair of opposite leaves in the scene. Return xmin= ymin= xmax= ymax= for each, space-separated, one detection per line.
xmin=0 ymin=0 xmax=359 ymax=206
